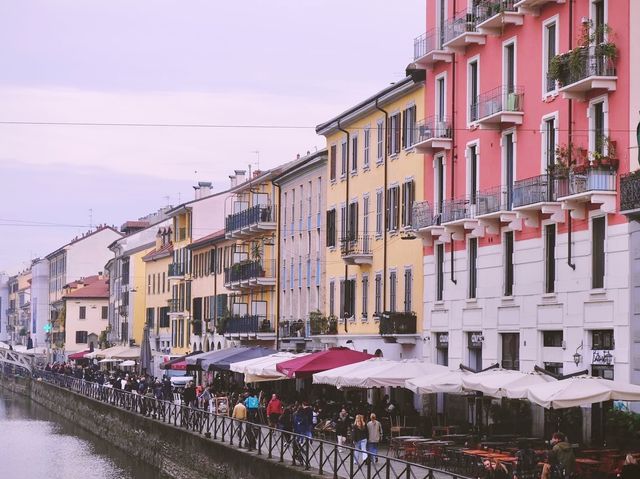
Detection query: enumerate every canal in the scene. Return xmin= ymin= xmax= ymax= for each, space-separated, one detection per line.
xmin=0 ymin=387 xmax=163 ymax=478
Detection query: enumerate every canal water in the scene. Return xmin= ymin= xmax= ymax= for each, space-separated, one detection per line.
xmin=0 ymin=387 xmax=163 ymax=479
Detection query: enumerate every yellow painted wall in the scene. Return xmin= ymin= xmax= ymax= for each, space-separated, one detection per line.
xmin=131 ymin=247 xmax=152 ymax=346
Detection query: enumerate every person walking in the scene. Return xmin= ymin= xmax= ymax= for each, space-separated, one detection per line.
xmin=366 ymin=413 xmax=383 ymax=461
xmin=266 ymin=393 xmax=283 ymax=427
xmin=335 ymin=409 xmax=350 ymax=452
xmin=352 ymin=414 xmax=368 ymax=465
xmin=232 ymin=395 xmax=248 ymax=447
xmin=549 ymin=432 xmax=576 ymax=478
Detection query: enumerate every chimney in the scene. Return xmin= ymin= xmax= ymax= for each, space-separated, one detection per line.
xmin=229 ymin=175 xmax=237 ymax=188
xmin=234 ymin=170 xmax=246 ymax=184
xmin=253 ymin=170 xmax=262 ymax=179
xmin=194 ymin=181 xmax=213 ymax=200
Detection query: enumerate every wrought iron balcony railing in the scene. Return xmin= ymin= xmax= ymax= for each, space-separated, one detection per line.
xmin=555 ymin=169 xmax=616 ymax=197
xmin=168 ymin=298 xmax=185 ymax=314
xmin=512 ymin=174 xmax=560 ymax=208
xmin=475 ymin=0 xmax=518 ymax=23
xmin=443 ymin=10 xmax=480 ymax=45
xmin=554 ymin=48 xmax=616 ymax=88
xmin=441 ymin=197 xmax=475 ymax=224
xmin=476 ymin=185 xmax=511 ymax=215
xmin=168 ymin=263 xmax=185 ymax=278
xmin=414 ymin=117 xmax=452 ymax=145
xmin=225 ymin=204 xmax=276 ymax=233
xmin=379 ymin=312 xmax=418 ymax=335
xmin=340 ymin=235 xmax=372 ymax=258
xmin=224 ymin=259 xmax=275 ymax=284
xmin=621 ymin=173 xmax=640 ymax=213
xmin=411 ymin=201 xmax=439 ymax=230
xmin=473 ymin=85 xmax=524 ymax=121
xmin=279 ymin=320 xmax=309 ymax=339
xmin=413 ymin=28 xmax=443 ymax=60
xmin=219 ymin=315 xmax=274 ymax=334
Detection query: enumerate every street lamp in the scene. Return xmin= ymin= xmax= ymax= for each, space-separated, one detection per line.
xmin=573 ymin=341 xmax=584 ymax=367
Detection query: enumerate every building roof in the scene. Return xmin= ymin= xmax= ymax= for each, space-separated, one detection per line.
xmin=63 ymin=275 xmax=109 ymax=299
xmin=46 ymin=225 xmax=122 ymax=259
xmin=141 ymin=242 xmax=174 ymax=262
xmin=272 ymin=149 xmax=328 ymax=185
xmin=315 ymin=70 xmax=425 ymax=135
xmin=188 ymin=229 xmax=226 ymax=250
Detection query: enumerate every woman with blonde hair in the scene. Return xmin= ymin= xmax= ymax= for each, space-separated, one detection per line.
xmin=352 ymin=414 xmax=368 ymax=465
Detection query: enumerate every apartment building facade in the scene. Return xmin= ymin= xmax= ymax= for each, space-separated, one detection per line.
xmin=412 ymin=0 xmax=640 ymax=432
xmin=30 ymin=258 xmax=49 ymax=348
xmin=62 ymin=275 xmax=109 ymax=355
xmin=316 ymin=73 xmax=427 ymax=360
xmin=273 ymin=150 xmax=328 ymax=352
xmin=0 ymin=274 xmax=8 ymax=343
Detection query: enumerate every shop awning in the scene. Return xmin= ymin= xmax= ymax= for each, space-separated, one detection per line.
xmin=405 ymin=370 xmax=471 ymax=394
xmin=526 ymin=375 xmax=640 ymax=409
xmin=461 ymin=370 xmax=557 ymax=399
xmin=98 ymin=358 xmax=122 ymax=364
xmin=185 ymin=347 xmax=249 ymax=368
xmin=230 ymin=352 xmax=308 ymax=382
xmin=111 ymin=347 xmax=141 ymax=360
xmin=313 ymin=358 xmax=448 ymax=389
xmin=276 ymin=347 xmax=373 ymax=379
xmin=91 ymin=345 xmax=127 ymax=359
xmin=204 ymin=346 xmax=275 ymax=371
xmin=160 ymin=355 xmax=190 ymax=370
xmin=68 ymin=349 xmax=91 ymax=360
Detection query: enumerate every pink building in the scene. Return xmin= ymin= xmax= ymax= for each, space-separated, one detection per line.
xmin=411 ymin=0 xmax=640 ymax=437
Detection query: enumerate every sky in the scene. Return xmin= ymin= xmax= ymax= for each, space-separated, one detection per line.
xmin=0 ymin=0 xmax=424 ymax=273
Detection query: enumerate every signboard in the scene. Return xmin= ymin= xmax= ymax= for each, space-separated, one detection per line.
xmin=591 ymin=350 xmax=614 ymax=366
xmin=468 ymin=332 xmax=484 ymax=349
xmin=436 ymin=332 xmax=449 ymax=349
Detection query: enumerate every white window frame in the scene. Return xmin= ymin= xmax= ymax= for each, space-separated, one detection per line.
xmin=435 ymin=72 xmax=447 ymax=121
xmin=389 ymin=110 xmax=401 ymax=157
xmin=540 ymin=112 xmax=559 ymax=173
xmin=404 ymin=101 xmax=417 ymax=149
xmin=375 ymin=189 xmax=383 ymax=237
xmin=502 ymin=36 xmax=518 ymax=91
xmin=588 ymin=95 xmax=609 ymax=155
xmin=340 ymin=138 xmax=347 ymax=179
xmin=542 ymin=15 xmax=560 ymax=98
xmin=363 ymin=125 xmax=371 ymax=169
xmin=351 ymin=133 xmax=358 ymax=175
xmin=465 ymin=140 xmax=480 ymax=201
xmin=501 ymin=128 xmax=517 ymax=189
xmin=361 ymin=273 xmax=369 ymax=321
xmin=433 ymin=153 xmax=446 ymax=213
xmin=376 ymin=119 xmax=384 ymax=164
xmin=466 ymin=55 xmax=480 ymax=126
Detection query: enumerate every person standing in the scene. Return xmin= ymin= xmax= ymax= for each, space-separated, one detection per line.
xmin=550 ymin=432 xmax=576 ymax=478
xmin=366 ymin=413 xmax=383 ymax=460
xmin=244 ymin=392 xmax=259 ymax=451
xmin=266 ymin=393 xmax=283 ymax=427
xmin=352 ymin=414 xmax=368 ymax=465
xmin=335 ymin=409 xmax=350 ymax=451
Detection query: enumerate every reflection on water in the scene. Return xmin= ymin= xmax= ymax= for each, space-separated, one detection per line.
xmin=0 ymin=387 xmax=162 ymax=479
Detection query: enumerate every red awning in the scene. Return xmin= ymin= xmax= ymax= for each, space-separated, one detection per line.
xmin=169 ymin=360 xmax=188 ymax=371
xmin=276 ymin=347 xmax=373 ymax=379
xmin=68 ymin=350 xmax=91 ymax=360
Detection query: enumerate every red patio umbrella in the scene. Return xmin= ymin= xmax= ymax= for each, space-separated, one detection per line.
xmin=68 ymin=350 xmax=90 ymax=361
xmin=276 ymin=347 xmax=373 ymax=379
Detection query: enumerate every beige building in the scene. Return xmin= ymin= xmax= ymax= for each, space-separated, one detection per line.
xmin=63 ymin=275 xmax=109 ymax=355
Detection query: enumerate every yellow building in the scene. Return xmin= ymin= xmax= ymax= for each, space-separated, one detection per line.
xmin=315 ymin=71 xmax=426 ymax=360
xmin=222 ymin=169 xmax=280 ymax=347
xmin=141 ymin=227 xmax=174 ymax=354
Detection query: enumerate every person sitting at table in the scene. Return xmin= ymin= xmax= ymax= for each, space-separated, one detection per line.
xmin=481 ymin=459 xmax=509 ymax=479
xmin=549 ymin=432 xmax=575 ymax=478
xmin=514 ymin=440 xmax=537 ymax=479
xmin=620 ymin=454 xmax=640 ymax=479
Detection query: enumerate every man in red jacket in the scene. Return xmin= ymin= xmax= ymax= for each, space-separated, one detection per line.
xmin=266 ymin=393 xmax=284 ymax=427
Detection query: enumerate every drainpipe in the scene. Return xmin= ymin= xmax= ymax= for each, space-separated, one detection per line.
xmin=211 ymin=244 xmax=218 ymax=352
xmin=450 ymin=0 xmax=458 ymax=285
xmin=567 ymin=0 xmax=576 ymax=270
xmin=374 ymin=99 xmax=390 ymax=312
xmin=337 ymin=120 xmax=350 ymax=333
xmin=275 ymin=183 xmax=282 ymax=349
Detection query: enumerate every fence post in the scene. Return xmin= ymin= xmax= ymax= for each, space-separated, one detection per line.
xmin=333 ymin=443 xmax=339 ymax=479
xmin=385 ymin=458 xmax=391 ymax=479
xmin=304 ymin=438 xmax=310 ymax=471
xmin=268 ymin=428 xmax=273 ymax=459
xmin=318 ymin=439 xmax=324 ymax=475
xmin=406 ymin=463 xmax=411 ymax=479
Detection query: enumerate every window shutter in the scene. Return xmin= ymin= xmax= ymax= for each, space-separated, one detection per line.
xmin=330 ymin=145 xmax=336 ymax=180
xmin=326 ymin=211 xmax=331 ymax=245
xmin=386 ymin=119 xmax=391 ymax=155
xmin=394 ymin=117 xmax=401 ymax=153
xmin=385 ymin=190 xmax=390 ymax=230
xmin=401 ymin=183 xmax=407 ymax=226
xmin=409 ymin=181 xmax=415 ymax=225
xmin=393 ymin=187 xmax=400 ymax=229
xmin=401 ymin=110 xmax=406 ymax=149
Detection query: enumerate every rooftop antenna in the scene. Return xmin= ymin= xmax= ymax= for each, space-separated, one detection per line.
xmin=163 ymin=195 xmax=170 ymax=206
xmin=88 ymin=208 xmax=94 ymax=230
xmin=251 ymin=150 xmax=260 ymax=171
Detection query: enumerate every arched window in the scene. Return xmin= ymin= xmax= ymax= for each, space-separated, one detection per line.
xmin=374 ymin=349 xmax=383 ymax=358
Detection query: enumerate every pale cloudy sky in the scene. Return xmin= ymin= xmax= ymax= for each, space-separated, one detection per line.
xmin=0 ymin=0 xmax=424 ymax=273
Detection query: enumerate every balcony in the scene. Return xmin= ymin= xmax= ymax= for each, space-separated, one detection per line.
xmin=620 ymin=172 xmax=640 ymax=215
xmin=411 ymin=201 xmax=445 ymax=245
xmin=473 ymin=85 xmax=524 ymax=128
xmin=512 ymin=174 xmax=564 ymax=225
xmin=225 ymin=204 xmax=277 ymax=238
xmin=476 ymin=185 xmax=520 ymax=233
xmin=219 ymin=315 xmax=275 ymax=336
xmin=413 ymin=28 xmax=453 ymax=68
xmin=379 ymin=312 xmax=418 ymax=339
xmin=167 ymin=262 xmax=185 ymax=280
xmin=340 ymin=235 xmax=373 ymax=265
xmin=279 ymin=320 xmax=309 ymax=342
xmin=515 ymin=0 xmax=565 ymax=15
xmin=168 ymin=298 xmax=186 ymax=316
xmin=443 ymin=10 xmax=486 ymax=51
xmin=554 ymin=48 xmax=617 ymax=100
xmin=310 ymin=316 xmax=338 ymax=336
xmin=440 ymin=197 xmax=483 ymax=239
xmin=412 ymin=117 xmax=452 ymax=152
xmin=556 ymin=169 xmax=617 ymax=219
xmin=475 ymin=0 xmax=523 ymax=35
xmin=223 ymin=259 xmax=276 ymax=290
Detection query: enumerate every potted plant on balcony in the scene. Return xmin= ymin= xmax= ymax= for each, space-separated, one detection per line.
xmin=327 ymin=315 xmax=339 ymax=334
xmin=590 ymin=136 xmax=618 ymax=170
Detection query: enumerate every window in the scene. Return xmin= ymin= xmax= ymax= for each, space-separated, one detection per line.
xmin=351 ymin=135 xmax=358 ymax=173
xmin=79 ymin=306 xmax=86 ymax=320
xmin=316 ymin=258 xmax=320 ymax=287
xmin=504 ymin=232 xmax=514 ymax=297
xmin=376 ymin=120 xmax=384 ymax=163
xmin=306 ymin=258 xmax=311 ymax=288
xmin=298 ymin=257 xmax=302 ymax=288
xmin=340 ymin=204 xmax=347 ymax=242
xmin=501 ymin=333 xmax=520 ymax=370
xmin=401 ymin=180 xmax=415 ymax=227
xmin=146 ymin=307 xmax=155 ymax=328
xmin=543 ymin=20 xmax=557 ymax=93
xmin=403 ymin=105 xmax=417 ymax=148
xmin=504 ymin=42 xmax=516 ymax=93
xmin=404 ymin=268 xmax=412 ymax=312
xmin=468 ymin=60 xmax=479 ymax=122
xmin=347 ymin=201 xmax=358 ymax=240
xmin=544 ymin=362 xmax=563 ymax=376
xmin=329 ymin=281 xmax=335 ymax=317
xmin=159 ymin=307 xmax=169 ymax=328
xmin=505 ymin=132 xmax=515 ymax=209
xmin=290 ymin=261 xmax=294 ymax=289
xmin=326 ymin=209 xmax=336 ymax=247
xmin=362 ymin=275 xmax=369 ymax=319
xmin=591 ymin=100 xmax=606 ymax=156
xmin=375 ymin=190 xmax=383 ymax=236
xmin=436 ymin=244 xmax=444 ymax=301
xmin=363 ymin=127 xmax=370 ymax=168
xmin=544 ymin=117 xmax=556 ymax=170
xmin=282 ymin=259 xmax=286 ymax=291
xmin=389 ymin=271 xmax=397 ymax=312
xmin=468 ymin=238 xmax=478 ymax=299
xmin=374 ymin=274 xmax=382 ymax=315
xmin=592 ymin=216 xmax=606 ymax=289
xmin=101 ymin=306 xmax=108 ymax=320
xmin=386 ymin=185 xmax=400 ymax=231
xmin=543 ymin=330 xmax=563 ymax=347
xmin=545 ymin=224 xmax=556 ymax=293
xmin=468 ymin=144 xmax=478 ymax=204
xmin=340 ymin=279 xmax=355 ymax=318
xmin=388 ymin=113 xmax=401 ymax=155
xmin=436 ymin=76 xmax=446 ymax=121
xmin=592 ymin=329 xmax=614 ymax=350
xmin=75 ymin=330 xmax=88 ymax=344
xmin=341 ymin=140 xmax=347 ymax=177
xmin=435 ymin=155 xmax=445 ymax=214
xmin=593 ymin=0 xmax=606 ymax=44
xmin=363 ymin=195 xmax=370 ymax=237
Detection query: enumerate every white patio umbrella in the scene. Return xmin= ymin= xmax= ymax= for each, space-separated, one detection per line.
xmin=98 ymin=358 xmax=122 ymax=364
xmin=526 ymin=375 xmax=640 ymax=409
xmin=313 ymin=358 xmax=448 ymax=389
xmin=232 ymin=352 xmax=309 ymax=382
xmin=405 ymin=369 xmax=471 ymax=394
xmin=120 ymin=360 xmax=136 ymax=367
xmin=461 ymin=370 xmax=557 ymax=399
xmin=111 ymin=347 xmax=141 ymax=360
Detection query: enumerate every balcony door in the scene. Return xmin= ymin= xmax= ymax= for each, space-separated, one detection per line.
xmin=251 ymin=300 xmax=267 ymax=320
xmin=252 ymin=192 xmax=269 ymax=206
xmin=232 ymin=302 xmax=248 ymax=316
xmin=504 ymin=42 xmax=516 ymax=94
xmin=504 ymin=132 xmax=515 ymax=210
xmin=233 ymin=200 xmax=248 ymax=213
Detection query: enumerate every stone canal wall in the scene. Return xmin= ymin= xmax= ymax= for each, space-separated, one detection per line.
xmin=0 ymin=374 xmax=314 ymax=479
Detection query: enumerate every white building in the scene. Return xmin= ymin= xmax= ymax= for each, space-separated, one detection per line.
xmin=63 ymin=275 xmax=109 ymax=355
xmin=30 ymin=258 xmax=49 ymax=348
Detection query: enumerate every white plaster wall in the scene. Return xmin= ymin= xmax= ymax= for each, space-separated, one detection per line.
xmin=65 ymin=298 xmax=109 ymax=354
xmin=423 ymin=222 xmax=631 ymax=381
xmin=191 ymin=193 xmax=230 ymax=241
xmin=30 ymin=259 xmax=49 ymax=347
xmin=66 ymin=229 xmax=122 ymax=283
